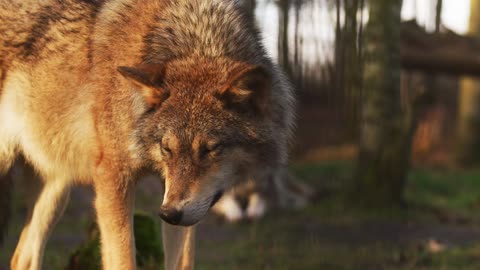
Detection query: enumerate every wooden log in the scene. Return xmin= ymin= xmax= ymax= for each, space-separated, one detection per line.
xmin=401 ymin=21 xmax=480 ymax=76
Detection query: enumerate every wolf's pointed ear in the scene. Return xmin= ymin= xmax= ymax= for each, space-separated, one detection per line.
xmin=117 ymin=64 xmax=170 ymax=108
xmin=218 ymin=65 xmax=271 ymax=114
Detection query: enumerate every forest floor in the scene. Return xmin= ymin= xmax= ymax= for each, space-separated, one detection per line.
xmin=3 ymin=161 xmax=480 ymax=269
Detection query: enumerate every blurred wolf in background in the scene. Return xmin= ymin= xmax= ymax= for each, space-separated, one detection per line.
xmin=212 ymin=167 xmax=313 ymax=222
xmin=0 ymin=0 xmax=295 ymax=269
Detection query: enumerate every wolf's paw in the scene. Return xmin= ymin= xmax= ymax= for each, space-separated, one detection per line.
xmin=246 ymin=193 xmax=267 ymax=220
xmin=211 ymin=193 xmax=244 ymax=222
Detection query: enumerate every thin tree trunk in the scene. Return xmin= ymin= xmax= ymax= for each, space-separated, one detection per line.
xmin=353 ymin=0 xmax=407 ymax=207
xmin=343 ymin=0 xmax=360 ymax=139
xmin=334 ymin=0 xmax=345 ymax=98
xmin=277 ymin=0 xmax=292 ymax=76
xmin=456 ymin=0 xmax=480 ymax=166
xmin=293 ymin=0 xmax=302 ymax=82
xmin=435 ymin=0 xmax=442 ymax=32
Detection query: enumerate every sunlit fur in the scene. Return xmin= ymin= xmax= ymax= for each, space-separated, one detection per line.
xmin=0 ymin=0 xmax=295 ymax=269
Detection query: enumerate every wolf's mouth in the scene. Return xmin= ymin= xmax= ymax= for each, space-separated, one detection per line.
xmin=210 ymin=190 xmax=224 ymax=208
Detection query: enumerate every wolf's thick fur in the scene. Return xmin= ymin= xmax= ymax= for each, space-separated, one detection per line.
xmin=0 ymin=0 xmax=295 ymax=269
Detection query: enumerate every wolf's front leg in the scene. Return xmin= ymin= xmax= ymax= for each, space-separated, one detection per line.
xmin=11 ymin=176 xmax=71 ymax=270
xmin=94 ymin=172 xmax=136 ymax=270
xmin=162 ymin=222 xmax=196 ymax=270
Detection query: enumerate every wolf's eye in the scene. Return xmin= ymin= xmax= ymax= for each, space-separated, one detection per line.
xmin=200 ymin=143 xmax=223 ymax=159
xmin=160 ymin=144 xmax=172 ymax=156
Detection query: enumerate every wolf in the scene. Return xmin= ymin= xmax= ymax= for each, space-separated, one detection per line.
xmin=212 ymin=169 xmax=314 ymax=222
xmin=0 ymin=0 xmax=295 ymax=269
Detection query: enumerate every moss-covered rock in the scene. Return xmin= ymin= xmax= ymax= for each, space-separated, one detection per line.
xmin=68 ymin=212 xmax=163 ymax=270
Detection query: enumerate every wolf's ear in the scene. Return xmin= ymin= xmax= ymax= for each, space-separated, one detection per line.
xmin=218 ymin=65 xmax=271 ymax=113
xmin=117 ymin=64 xmax=170 ymax=108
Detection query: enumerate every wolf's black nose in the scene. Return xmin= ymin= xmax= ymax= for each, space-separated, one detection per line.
xmin=158 ymin=206 xmax=183 ymax=225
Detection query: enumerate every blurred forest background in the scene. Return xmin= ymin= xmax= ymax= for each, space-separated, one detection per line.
xmin=258 ymin=0 xmax=480 ymax=208
xmin=6 ymin=0 xmax=480 ymax=269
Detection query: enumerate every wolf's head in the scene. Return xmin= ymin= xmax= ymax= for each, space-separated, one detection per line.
xmin=119 ymin=57 xmax=276 ymax=225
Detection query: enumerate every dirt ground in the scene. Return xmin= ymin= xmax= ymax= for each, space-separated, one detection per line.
xmin=3 ymin=163 xmax=480 ymax=269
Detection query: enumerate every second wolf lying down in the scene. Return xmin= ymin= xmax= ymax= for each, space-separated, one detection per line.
xmin=0 ymin=0 xmax=295 ymax=269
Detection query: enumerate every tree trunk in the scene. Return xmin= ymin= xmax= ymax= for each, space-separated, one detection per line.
xmin=456 ymin=0 xmax=480 ymax=166
xmin=353 ymin=0 xmax=407 ymax=207
xmin=277 ymin=0 xmax=292 ymax=76
xmin=293 ymin=0 xmax=302 ymax=82
xmin=343 ymin=0 xmax=361 ymax=139
xmin=334 ymin=0 xmax=345 ymax=103
xmin=435 ymin=0 xmax=442 ymax=32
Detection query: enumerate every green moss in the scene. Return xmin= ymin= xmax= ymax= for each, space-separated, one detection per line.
xmin=133 ymin=212 xmax=163 ymax=266
xmin=67 ymin=225 xmax=101 ymax=270
xmin=67 ymin=212 xmax=163 ymax=270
